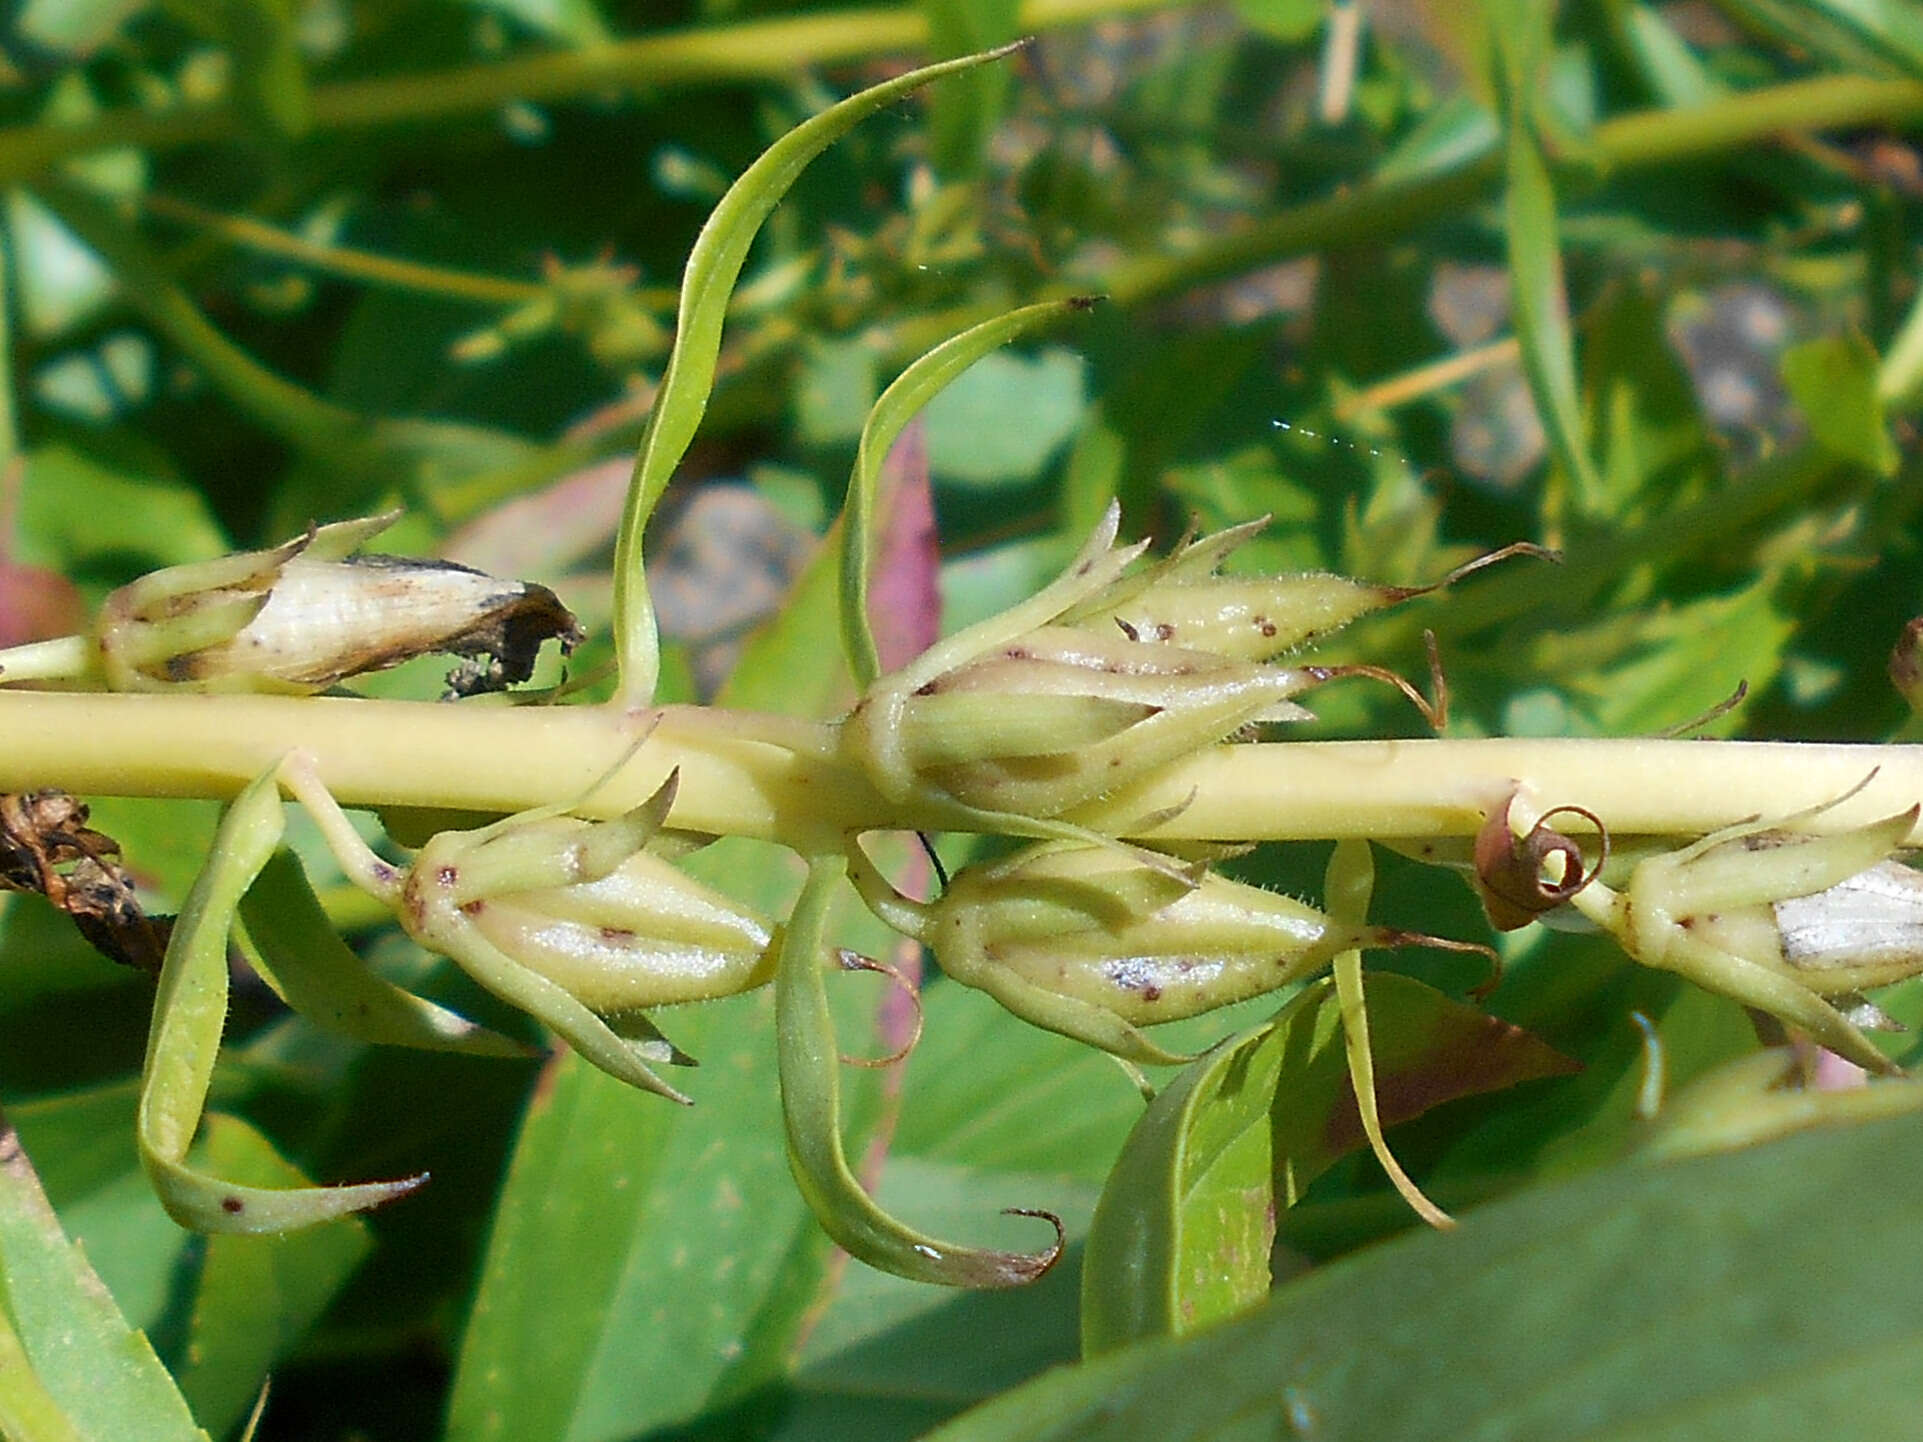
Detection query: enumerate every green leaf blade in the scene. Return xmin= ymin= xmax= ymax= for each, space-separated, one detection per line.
xmin=937 ymin=1108 xmax=1923 ymax=1442
xmin=1081 ymin=975 xmax=1576 ymax=1356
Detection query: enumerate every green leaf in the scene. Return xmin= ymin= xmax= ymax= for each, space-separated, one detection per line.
xmin=443 ymin=980 xmax=819 ymax=1442
xmin=784 ymin=982 xmax=1139 ymax=1437
xmin=1503 ymin=111 xmax=1604 ymax=510
xmin=1782 ymin=332 xmax=1900 ymax=477
xmin=1714 ymin=0 xmax=1923 ymax=78
xmin=1080 ymin=974 xmax=1575 ymax=1355
xmin=173 ymin=1114 xmax=372 ymax=1439
xmin=923 ymin=0 xmax=1022 ymax=177
xmin=1581 ymin=284 xmax=1716 ymax=513
xmin=1232 ymin=0 xmax=1323 ymax=44
xmin=138 ymin=770 xmax=424 ymax=1234
xmin=17 ymin=444 xmax=226 ymax=576
xmin=843 ymin=302 xmax=1089 ymax=688
xmin=610 ymin=42 xmax=1025 ymax=703
xmin=929 ymin=1108 xmax=1923 ymax=1442
xmin=797 ymin=335 xmax=880 ymax=447
xmin=776 ymin=853 xmax=1060 ymax=1288
xmin=0 ymin=1111 xmax=208 ymax=1442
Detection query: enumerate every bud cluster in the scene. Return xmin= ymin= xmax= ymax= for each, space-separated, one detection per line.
xmin=840 ymin=506 xmax=1465 ymax=826
xmin=850 ymin=838 xmax=1478 ymax=1065
xmin=285 ymin=759 xmax=774 ymax=1103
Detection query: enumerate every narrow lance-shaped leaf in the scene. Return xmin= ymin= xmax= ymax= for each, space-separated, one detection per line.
xmin=776 ymin=850 xmax=1061 ymax=1287
xmin=611 ymin=41 xmax=1027 ymax=705
xmin=1325 ymin=839 xmax=1455 ymax=1229
xmin=1485 ymin=0 xmax=1604 ymax=512
xmin=0 ymin=1307 xmax=91 ymax=1442
xmin=0 ymin=1111 xmax=210 ymax=1441
xmin=841 ymin=299 xmax=1094 ymax=688
xmin=137 ymin=768 xmax=425 ymax=1234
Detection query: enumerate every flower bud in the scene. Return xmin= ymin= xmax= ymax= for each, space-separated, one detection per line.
xmin=1063 ymin=521 xmax=1551 ymax=663
xmin=1663 ymin=815 xmax=1923 ymax=999
xmin=378 ymin=760 xmax=779 ymax=1022
xmin=94 ymin=512 xmax=581 ymax=697
xmin=421 ymin=814 xmax=777 ymax=1012
xmin=1533 ymin=790 xmax=1923 ymax=1075
xmin=842 ymin=506 xmax=1315 ymax=822
xmin=285 ymin=758 xmax=774 ymax=1103
xmin=851 ymin=840 xmax=1453 ymax=1065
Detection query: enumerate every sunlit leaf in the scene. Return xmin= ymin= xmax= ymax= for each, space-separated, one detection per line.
xmin=933 ymin=1109 xmax=1923 ymax=1442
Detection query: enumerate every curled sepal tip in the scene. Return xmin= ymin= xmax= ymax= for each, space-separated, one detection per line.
xmin=137 ymin=768 xmax=425 ymax=1234
xmin=777 ymin=853 xmax=1061 ymax=1287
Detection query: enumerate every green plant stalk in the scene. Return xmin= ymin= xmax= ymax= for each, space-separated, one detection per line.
xmin=0 ymin=0 xmax=1194 ymax=187
xmin=1101 ymin=72 xmax=1923 ymax=307
xmin=0 ymin=690 xmax=1914 ymax=848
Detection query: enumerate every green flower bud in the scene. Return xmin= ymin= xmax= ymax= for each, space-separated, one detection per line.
xmin=287 ymin=759 xmax=774 ymax=1103
xmin=851 ymin=840 xmax=1454 ymax=1066
xmin=420 ymin=814 xmax=777 ymax=1012
xmin=1515 ymin=789 xmax=1923 ymax=1076
xmin=1661 ymin=815 xmax=1923 ymax=999
xmin=1063 ymin=520 xmax=1550 ymax=663
xmin=842 ymin=507 xmax=1315 ymax=822
xmin=94 ymin=512 xmax=581 ymax=696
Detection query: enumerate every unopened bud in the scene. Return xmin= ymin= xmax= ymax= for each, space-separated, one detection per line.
xmin=842 ymin=506 xmax=1315 ymax=822
xmin=287 ymin=759 xmax=774 ymax=1104
xmin=1064 ymin=522 xmax=1551 ymax=663
xmin=400 ymin=774 xmax=777 ymax=1015
xmin=94 ymin=512 xmax=581 ymax=696
xmin=1673 ymin=817 xmax=1923 ymax=999
xmin=852 ymin=840 xmax=1468 ymax=1065
xmin=1532 ymin=787 xmax=1923 ymax=1076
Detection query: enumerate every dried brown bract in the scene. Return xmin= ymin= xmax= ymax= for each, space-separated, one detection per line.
xmin=0 ymin=790 xmax=170 ymax=972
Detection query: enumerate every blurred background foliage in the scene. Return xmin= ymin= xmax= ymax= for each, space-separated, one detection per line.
xmin=2 ymin=0 xmax=1923 ymax=1439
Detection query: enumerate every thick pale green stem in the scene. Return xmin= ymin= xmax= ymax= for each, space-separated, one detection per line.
xmin=0 ymin=691 xmax=1915 ymax=847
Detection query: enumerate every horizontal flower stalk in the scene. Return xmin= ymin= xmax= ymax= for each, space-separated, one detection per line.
xmin=0 ymin=688 xmax=1918 ymax=850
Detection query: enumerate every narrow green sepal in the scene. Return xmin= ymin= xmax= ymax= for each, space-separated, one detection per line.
xmin=137 ymin=766 xmax=426 ymax=1234
xmin=777 ymin=853 xmax=1062 ymax=1287
xmin=238 ymin=849 xmax=531 ymax=1058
